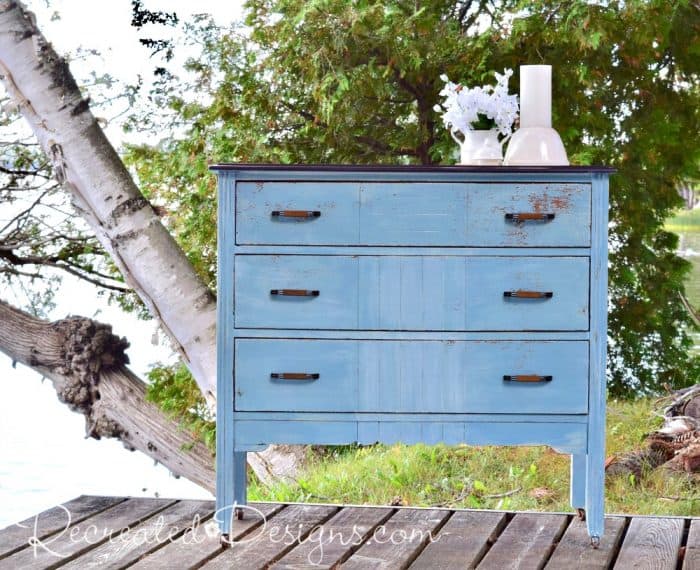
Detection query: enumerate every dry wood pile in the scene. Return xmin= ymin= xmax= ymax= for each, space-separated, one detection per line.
xmin=606 ymin=385 xmax=700 ymax=478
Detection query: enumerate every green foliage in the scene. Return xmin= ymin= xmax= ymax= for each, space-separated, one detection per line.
xmin=249 ymin=398 xmax=700 ymax=516
xmin=145 ymin=363 xmax=216 ymax=451
xmin=123 ymin=0 xmax=700 ymax=397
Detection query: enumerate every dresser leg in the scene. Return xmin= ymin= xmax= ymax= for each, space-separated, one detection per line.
xmin=585 ymin=452 xmax=605 ymax=542
xmin=233 ymin=451 xmax=248 ymax=519
xmin=570 ymin=454 xmax=586 ymax=513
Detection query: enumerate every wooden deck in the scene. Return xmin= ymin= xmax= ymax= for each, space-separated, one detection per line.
xmin=0 ymin=496 xmax=697 ymax=569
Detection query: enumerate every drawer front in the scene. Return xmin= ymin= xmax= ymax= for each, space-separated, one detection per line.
xmin=235 ymin=339 xmax=359 ymax=412
xmin=234 ymin=255 xmax=589 ymax=331
xmin=235 ymin=255 xmax=359 ymax=329
xmin=234 ymin=339 xmax=589 ymax=414
xmin=236 ymin=182 xmax=360 ymax=246
xmin=235 ymin=182 xmax=590 ymax=246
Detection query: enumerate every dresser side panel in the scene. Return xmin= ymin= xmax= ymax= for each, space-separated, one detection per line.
xmin=215 ymin=171 xmax=236 ymax=523
xmin=586 ymin=173 xmax=610 ymax=537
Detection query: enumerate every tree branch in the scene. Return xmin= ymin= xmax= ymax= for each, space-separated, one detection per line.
xmin=0 ymin=247 xmax=129 ymax=293
xmin=0 ymin=297 xmax=216 ymax=492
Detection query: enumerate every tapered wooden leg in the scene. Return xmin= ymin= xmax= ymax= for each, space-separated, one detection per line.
xmin=585 ymin=451 xmax=605 ymax=546
xmin=233 ymin=451 xmax=248 ymax=520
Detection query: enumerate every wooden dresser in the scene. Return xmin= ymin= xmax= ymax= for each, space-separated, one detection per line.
xmin=211 ymin=164 xmax=612 ymax=545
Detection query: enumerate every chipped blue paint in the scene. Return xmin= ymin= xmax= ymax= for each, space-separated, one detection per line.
xmin=212 ymin=165 xmax=610 ymax=542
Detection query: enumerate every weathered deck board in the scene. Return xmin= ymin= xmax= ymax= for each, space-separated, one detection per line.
xmin=545 ymin=516 xmax=626 ymax=569
xmin=0 ymin=495 xmax=124 ymax=560
xmin=1 ymin=497 xmax=697 ymax=569
xmin=0 ymin=498 xmax=175 ymax=570
xmin=476 ymin=512 xmax=569 ymax=569
xmin=410 ymin=510 xmax=508 ymax=569
xmin=129 ymin=502 xmax=283 ymax=570
xmin=201 ymin=504 xmax=338 ymax=569
xmin=613 ymin=517 xmax=685 ymax=570
xmin=59 ymin=500 xmax=214 ymax=569
xmin=270 ymin=506 xmax=393 ymax=569
xmin=341 ymin=508 xmax=451 ymax=569
xmin=684 ymin=519 xmax=700 ymax=570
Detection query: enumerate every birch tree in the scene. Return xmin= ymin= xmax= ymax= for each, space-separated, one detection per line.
xmin=0 ymin=0 xmax=303 ymax=487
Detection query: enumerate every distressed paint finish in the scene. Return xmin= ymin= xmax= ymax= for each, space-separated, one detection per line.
xmin=237 ymin=181 xmax=591 ymax=247
xmin=586 ymin=172 xmax=610 ymax=542
xmin=213 ymin=165 xmax=610 ymax=541
xmin=235 ymin=254 xmax=589 ymax=331
xmin=234 ymin=339 xmax=588 ymax=414
xmin=215 ymin=171 xmax=236 ymax=532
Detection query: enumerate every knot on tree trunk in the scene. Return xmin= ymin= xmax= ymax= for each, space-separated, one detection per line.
xmin=51 ymin=317 xmax=130 ymax=436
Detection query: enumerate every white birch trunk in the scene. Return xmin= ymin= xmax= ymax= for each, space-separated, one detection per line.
xmin=0 ymin=0 xmax=217 ymax=404
xmin=0 ymin=0 xmax=306 ymax=485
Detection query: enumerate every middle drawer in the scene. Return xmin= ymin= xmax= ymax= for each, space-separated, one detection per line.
xmin=234 ymin=255 xmax=589 ymax=331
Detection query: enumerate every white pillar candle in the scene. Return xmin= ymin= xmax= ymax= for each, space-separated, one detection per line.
xmin=520 ymin=65 xmax=552 ymax=128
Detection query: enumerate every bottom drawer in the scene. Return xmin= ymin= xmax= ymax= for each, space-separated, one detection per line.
xmin=234 ymin=339 xmax=589 ymax=414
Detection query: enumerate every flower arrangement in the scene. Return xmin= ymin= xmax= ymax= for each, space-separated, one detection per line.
xmin=434 ymin=69 xmax=519 ymax=139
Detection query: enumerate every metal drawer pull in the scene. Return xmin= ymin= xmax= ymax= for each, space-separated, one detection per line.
xmin=271 ymin=210 xmax=321 ymax=219
xmin=270 ymin=289 xmax=320 ymax=297
xmin=503 ymin=290 xmax=553 ymax=299
xmin=505 ymin=212 xmax=555 ymax=222
xmin=503 ymin=375 xmax=553 ymax=383
xmin=270 ymin=373 xmax=320 ymax=380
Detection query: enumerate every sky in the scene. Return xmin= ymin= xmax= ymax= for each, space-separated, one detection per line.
xmin=0 ymin=0 xmax=245 ymax=527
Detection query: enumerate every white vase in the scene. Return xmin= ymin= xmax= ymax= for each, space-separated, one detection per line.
xmin=451 ymin=128 xmax=508 ymax=166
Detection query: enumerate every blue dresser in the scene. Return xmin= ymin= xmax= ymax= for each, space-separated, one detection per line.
xmin=211 ymin=164 xmax=612 ymax=545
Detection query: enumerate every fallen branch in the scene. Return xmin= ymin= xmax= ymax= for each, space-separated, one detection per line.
xmin=483 ymin=487 xmax=522 ymax=499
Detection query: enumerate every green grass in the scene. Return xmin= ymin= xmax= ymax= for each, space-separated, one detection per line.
xmin=666 ymin=207 xmax=700 ymax=232
xmin=249 ymin=398 xmax=700 ymax=517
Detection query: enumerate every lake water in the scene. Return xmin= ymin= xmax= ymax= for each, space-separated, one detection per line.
xmin=0 ymin=278 xmax=213 ymax=530
xmin=675 ymin=229 xmax=700 ymax=352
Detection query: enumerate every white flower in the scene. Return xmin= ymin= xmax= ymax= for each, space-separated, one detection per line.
xmin=435 ymin=69 xmax=519 ymax=137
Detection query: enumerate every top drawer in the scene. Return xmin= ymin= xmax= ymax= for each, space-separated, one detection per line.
xmin=235 ymin=181 xmax=591 ymax=247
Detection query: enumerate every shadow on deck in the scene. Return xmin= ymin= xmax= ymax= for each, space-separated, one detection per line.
xmin=0 ymin=496 xmax=697 ymax=568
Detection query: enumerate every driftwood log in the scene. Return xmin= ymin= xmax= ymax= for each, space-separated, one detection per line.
xmin=606 ymin=385 xmax=700 ymax=478
xmin=0 ymin=298 xmax=217 ymax=491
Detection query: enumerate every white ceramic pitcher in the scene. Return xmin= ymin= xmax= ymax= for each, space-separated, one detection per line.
xmin=451 ymin=128 xmax=510 ymax=165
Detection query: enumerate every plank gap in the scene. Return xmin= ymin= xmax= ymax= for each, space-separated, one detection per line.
xmin=399 ymin=509 xmax=454 ymax=570
xmin=336 ymin=508 xmax=398 ymax=567
xmin=470 ymin=510 xmax=515 ymax=568
xmin=261 ymin=506 xmax=341 ymax=568
xmin=676 ymin=518 xmax=692 ymax=570
xmin=540 ymin=514 xmax=574 ymax=568
xmin=179 ymin=503 xmax=286 ymax=570
xmin=0 ymin=496 xmax=128 ymax=561
xmin=32 ymin=498 xmax=178 ymax=570
xmin=606 ymin=516 xmax=632 ymax=569
xmin=226 ymin=504 xmax=290 ymax=546
xmin=129 ymin=510 xmax=217 ymax=568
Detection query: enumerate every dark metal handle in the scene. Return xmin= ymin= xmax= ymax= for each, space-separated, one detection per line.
xmin=270 ymin=289 xmax=320 ymax=297
xmin=503 ymin=375 xmax=553 ymax=383
xmin=505 ymin=213 xmax=555 ymax=222
xmin=503 ymin=290 xmax=553 ymax=299
xmin=270 ymin=373 xmax=320 ymax=380
xmin=271 ymin=210 xmax=321 ymax=219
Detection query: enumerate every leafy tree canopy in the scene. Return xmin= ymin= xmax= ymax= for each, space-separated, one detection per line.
xmin=5 ymin=0 xmax=696 ymax=397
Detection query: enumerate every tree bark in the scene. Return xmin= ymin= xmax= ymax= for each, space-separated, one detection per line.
xmin=0 ymin=298 xmax=216 ymax=491
xmin=0 ymin=0 xmax=217 ymax=404
xmin=0 ymin=0 xmax=305 ymax=486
